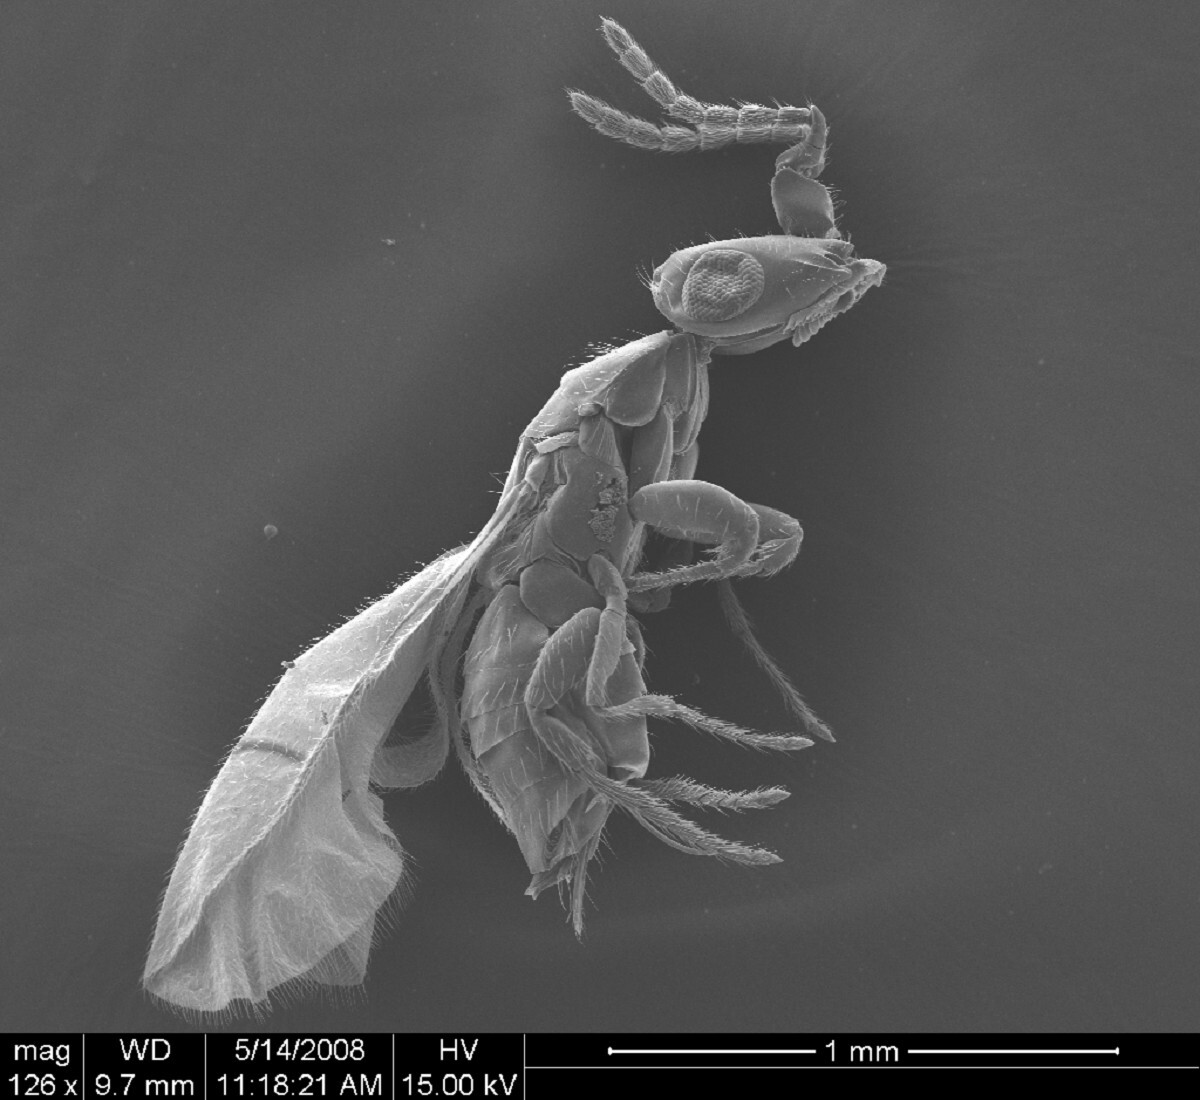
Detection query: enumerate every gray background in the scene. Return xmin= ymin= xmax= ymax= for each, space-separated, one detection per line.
xmin=1 ymin=0 xmax=1196 ymax=1032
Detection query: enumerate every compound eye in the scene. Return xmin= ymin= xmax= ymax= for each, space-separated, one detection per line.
xmin=680 ymin=249 xmax=765 ymax=322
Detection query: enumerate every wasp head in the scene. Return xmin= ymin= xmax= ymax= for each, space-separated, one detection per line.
xmin=651 ymin=236 xmax=884 ymax=356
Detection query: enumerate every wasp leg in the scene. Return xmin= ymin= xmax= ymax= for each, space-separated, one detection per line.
xmin=523 ymin=555 xmax=650 ymax=783
xmin=625 ymin=479 xmax=762 ymax=591
xmin=735 ymin=503 xmax=804 ymax=578
xmin=627 ymin=485 xmax=827 ymax=739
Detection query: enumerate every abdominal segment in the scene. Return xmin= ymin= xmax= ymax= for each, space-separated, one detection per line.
xmin=461 ymin=581 xmax=650 ymax=888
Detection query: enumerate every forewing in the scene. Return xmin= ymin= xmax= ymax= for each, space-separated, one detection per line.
xmin=143 ymin=481 xmax=529 ymax=1013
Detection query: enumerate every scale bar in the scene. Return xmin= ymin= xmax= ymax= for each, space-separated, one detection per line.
xmin=609 ymin=1048 xmax=817 ymax=1056
xmin=909 ymin=1048 xmax=1120 ymax=1055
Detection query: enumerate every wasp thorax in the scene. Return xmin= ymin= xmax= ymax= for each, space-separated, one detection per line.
xmin=679 ymin=248 xmax=766 ymax=322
